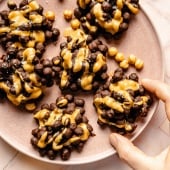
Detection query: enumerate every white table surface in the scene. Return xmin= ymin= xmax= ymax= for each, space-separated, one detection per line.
xmin=1 ymin=0 xmax=170 ymax=170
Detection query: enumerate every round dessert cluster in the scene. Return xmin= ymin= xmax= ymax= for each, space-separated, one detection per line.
xmin=0 ymin=0 xmax=60 ymax=110
xmin=93 ymin=68 xmax=152 ymax=134
xmin=53 ymin=27 xmax=108 ymax=91
xmin=31 ymin=94 xmax=94 ymax=160
xmin=74 ymin=0 xmax=140 ymax=37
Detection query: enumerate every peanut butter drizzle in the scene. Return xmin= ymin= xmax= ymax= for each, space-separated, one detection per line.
xmin=92 ymin=3 xmax=123 ymax=35
xmin=61 ymin=28 xmax=107 ymax=90
xmin=0 ymin=0 xmax=49 ymax=49
xmin=91 ymin=0 xmax=139 ymax=35
xmin=0 ymin=0 xmax=58 ymax=110
xmin=0 ymin=48 xmax=43 ymax=107
xmin=34 ymin=107 xmax=91 ymax=150
xmin=77 ymin=0 xmax=91 ymax=9
xmin=94 ymin=79 xmax=149 ymax=129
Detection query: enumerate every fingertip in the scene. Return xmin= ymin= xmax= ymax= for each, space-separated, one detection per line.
xmin=141 ymin=78 xmax=153 ymax=86
xmin=109 ymin=133 xmax=154 ymax=169
xmin=109 ymin=133 xmax=118 ymax=146
xmin=109 ymin=133 xmax=127 ymax=150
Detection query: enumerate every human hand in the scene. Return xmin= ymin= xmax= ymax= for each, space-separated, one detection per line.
xmin=109 ymin=79 xmax=170 ymax=170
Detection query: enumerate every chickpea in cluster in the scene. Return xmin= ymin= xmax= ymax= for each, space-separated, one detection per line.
xmin=45 ymin=11 xmax=55 ymax=21
xmin=70 ymin=19 xmax=81 ymax=29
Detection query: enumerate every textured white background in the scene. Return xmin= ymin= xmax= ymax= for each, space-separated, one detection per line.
xmin=1 ymin=0 xmax=170 ymax=169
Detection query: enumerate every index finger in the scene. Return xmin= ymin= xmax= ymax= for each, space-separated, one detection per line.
xmin=142 ymin=79 xmax=170 ymax=121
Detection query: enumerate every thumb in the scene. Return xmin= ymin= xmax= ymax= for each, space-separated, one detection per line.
xmin=110 ymin=133 xmax=154 ymax=170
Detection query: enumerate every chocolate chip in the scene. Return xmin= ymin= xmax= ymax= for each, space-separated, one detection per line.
xmin=86 ymin=35 xmax=93 ymax=44
xmin=19 ymin=36 xmax=29 ymax=44
xmin=75 ymin=113 xmax=82 ymax=124
xmin=123 ymin=12 xmax=131 ymax=22
xmin=52 ymin=28 xmax=60 ymax=41
xmin=36 ymin=43 xmax=45 ymax=55
xmin=43 ymin=19 xmax=53 ymax=30
xmin=0 ymin=10 xmax=9 ymax=21
xmin=60 ymin=42 xmax=67 ymax=49
xmin=70 ymin=83 xmax=78 ymax=91
xmin=82 ymin=116 xmax=88 ymax=123
xmin=0 ymin=20 xmax=5 ymax=27
xmin=45 ymin=30 xmax=53 ymax=40
xmin=70 ymin=123 xmax=77 ymax=130
xmin=61 ymin=148 xmax=71 ymax=160
xmin=47 ymin=150 xmax=56 ymax=160
xmin=76 ymin=142 xmax=84 ymax=152
xmin=43 ymin=59 xmax=53 ymax=67
xmin=111 ymin=68 xmax=124 ymax=83
xmin=37 ymin=5 xmax=44 ymax=14
xmin=35 ymin=63 xmax=43 ymax=74
xmin=98 ymin=44 xmax=108 ymax=54
xmin=129 ymin=73 xmax=139 ymax=82
xmin=11 ymin=59 xmax=21 ymax=69
xmin=52 ymin=120 xmax=62 ymax=130
xmin=19 ymin=0 xmax=28 ymax=8
xmin=49 ymin=103 xmax=56 ymax=110
xmin=101 ymin=72 xmax=109 ymax=80
xmin=31 ymin=137 xmax=38 ymax=146
xmin=102 ymin=2 xmax=112 ymax=12
xmin=9 ymin=86 xmax=16 ymax=95
xmin=7 ymin=47 xmax=17 ymax=56
xmin=65 ymin=94 xmax=73 ymax=102
xmin=39 ymin=149 xmax=47 ymax=157
xmin=7 ymin=1 xmax=17 ymax=10
xmin=74 ymin=8 xmax=82 ymax=19
xmin=41 ymin=103 xmax=50 ymax=110
xmin=106 ymin=109 xmax=115 ymax=119
xmin=79 ymin=107 xmax=85 ymax=115
xmin=74 ymin=127 xmax=83 ymax=136
xmin=63 ymin=128 xmax=73 ymax=139
xmin=120 ymin=22 xmax=129 ymax=32
xmin=43 ymin=67 xmax=53 ymax=76
xmin=75 ymin=98 xmax=85 ymax=107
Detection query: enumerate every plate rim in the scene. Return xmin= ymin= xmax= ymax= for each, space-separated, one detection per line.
xmin=0 ymin=4 xmax=165 ymax=165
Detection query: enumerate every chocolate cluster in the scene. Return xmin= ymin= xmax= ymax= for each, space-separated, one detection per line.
xmin=93 ymin=68 xmax=152 ymax=134
xmin=31 ymin=94 xmax=94 ymax=160
xmin=74 ymin=0 xmax=140 ymax=37
xmin=53 ymin=28 xmax=108 ymax=91
xmin=0 ymin=0 xmax=60 ymax=110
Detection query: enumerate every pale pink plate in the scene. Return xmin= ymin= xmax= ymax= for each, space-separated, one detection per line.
xmin=0 ymin=0 xmax=164 ymax=165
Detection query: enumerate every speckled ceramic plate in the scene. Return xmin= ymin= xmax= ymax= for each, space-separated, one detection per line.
xmin=0 ymin=0 xmax=164 ymax=165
